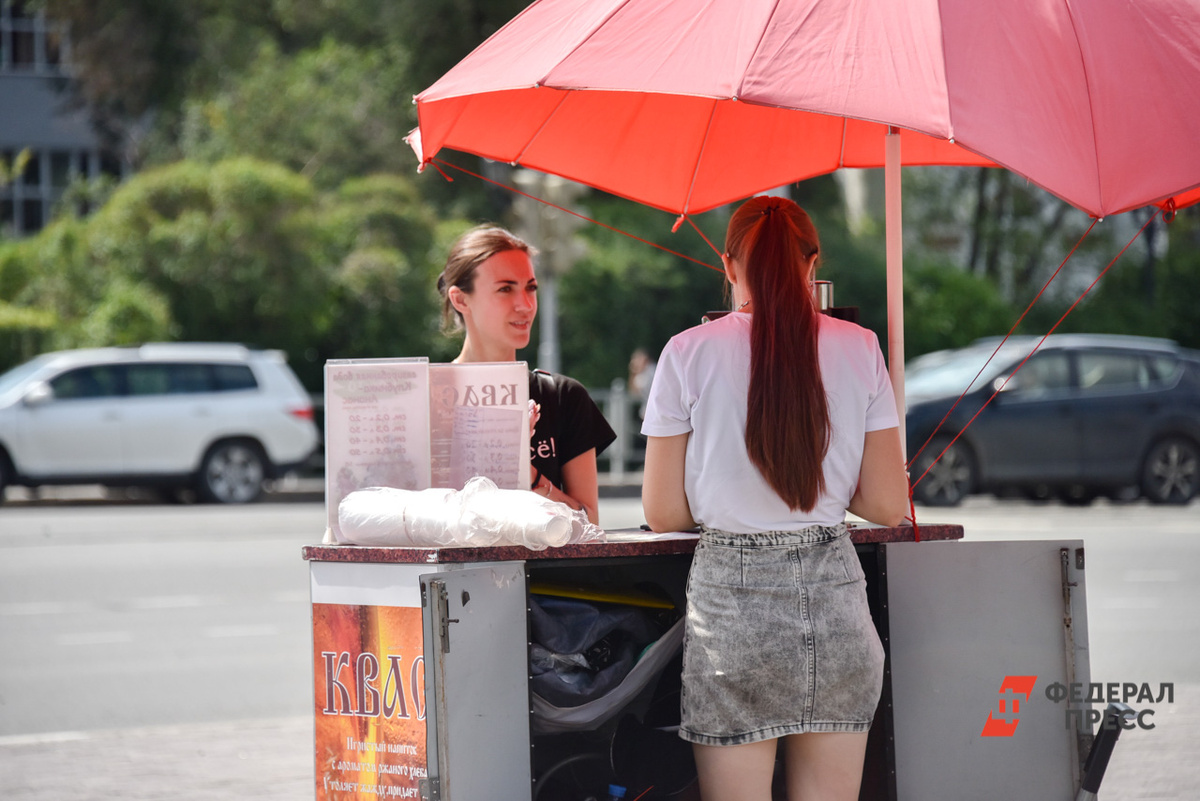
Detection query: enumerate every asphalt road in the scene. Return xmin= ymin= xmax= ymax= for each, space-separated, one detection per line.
xmin=0 ymin=490 xmax=1196 ymax=799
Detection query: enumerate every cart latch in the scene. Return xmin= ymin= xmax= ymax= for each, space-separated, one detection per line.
xmin=433 ymin=581 xmax=459 ymax=653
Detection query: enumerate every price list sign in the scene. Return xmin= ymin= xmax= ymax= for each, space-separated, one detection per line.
xmin=430 ymin=362 xmax=529 ymax=491
xmin=325 ymin=358 xmax=431 ymax=541
xmin=449 ymin=405 xmax=525 ymax=490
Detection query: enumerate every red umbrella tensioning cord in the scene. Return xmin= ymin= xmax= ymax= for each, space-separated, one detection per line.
xmin=428 ymin=158 xmax=724 ymax=273
xmin=905 ymin=217 xmax=1099 ymax=474
xmin=425 ymin=156 xmax=1164 ymax=533
xmin=907 ymin=210 xmax=1163 ymax=506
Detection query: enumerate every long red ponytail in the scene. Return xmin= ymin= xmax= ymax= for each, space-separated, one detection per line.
xmin=726 ymin=196 xmax=829 ymax=511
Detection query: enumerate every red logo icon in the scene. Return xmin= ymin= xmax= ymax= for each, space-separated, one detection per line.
xmin=981 ymin=675 xmax=1038 ymax=737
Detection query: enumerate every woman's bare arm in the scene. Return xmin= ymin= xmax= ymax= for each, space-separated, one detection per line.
xmin=548 ymin=448 xmax=600 ymax=524
xmin=642 ymin=433 xmax=696 ymax=533
xmin=848 ymin=427 xmax=909 ymax=527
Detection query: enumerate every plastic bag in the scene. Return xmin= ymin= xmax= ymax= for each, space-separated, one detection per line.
xmin=336 ymin=476 xmax=605 ymax=549
xmin=528 ymin=596 xmax=667 ymax=707
xmin=528 ymin=592 xmax=685 ymax=734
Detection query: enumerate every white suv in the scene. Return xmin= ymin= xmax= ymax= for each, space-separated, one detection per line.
xmin=0 ymin=343 xmax=319 ymax=503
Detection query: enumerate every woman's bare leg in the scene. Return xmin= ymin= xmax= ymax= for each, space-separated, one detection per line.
xmin=692 ymin=739 xmax=778 ymax=801
xmin=782 ymin=732 xmax=869 ymax=801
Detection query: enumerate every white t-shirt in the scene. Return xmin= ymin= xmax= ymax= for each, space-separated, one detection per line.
xmin=641 ymin=312 xmax=898 ymax=531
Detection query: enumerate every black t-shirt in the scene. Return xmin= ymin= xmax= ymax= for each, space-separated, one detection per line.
xmin=529 ymin=369 xmax=617 ymax=490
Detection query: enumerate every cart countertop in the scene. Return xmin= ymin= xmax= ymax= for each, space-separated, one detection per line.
xmin=302 ymin=522 xmax=962 ymax=564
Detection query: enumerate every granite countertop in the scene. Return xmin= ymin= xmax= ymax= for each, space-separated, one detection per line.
xmin=301 ymin=522 xmax=963 ymax=564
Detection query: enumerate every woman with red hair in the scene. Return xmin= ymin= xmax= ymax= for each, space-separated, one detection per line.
xmin=641 ymin=196 xmax=907 ymax=800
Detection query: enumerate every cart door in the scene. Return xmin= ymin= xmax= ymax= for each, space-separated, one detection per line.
xmin=420 ymin=562 xmax=531 ymax=801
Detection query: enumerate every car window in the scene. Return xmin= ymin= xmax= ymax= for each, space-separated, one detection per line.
xmin=1077 ymin=351 xmax=1152 ymax=392
xmin=0 ymin=356 xmax=51 ymax=398
xmin=125 ymin=364 xmax=171 ymax=395
xmin=127 ymin=363 xmax=230 ymax=395
xmin=1147 ymin=354 xmax=1182 ymax=385
xmin=212 ymin=363 xmax=258 ymax=391
xmin=1006 ymin=352 xmax=1071 ymax=397
xmin=167 ymin=363 xmax=214 ymax=394
xmin=905 ymin=343 xmax=1034 ymax=400
xmin=50 ymin=366 xmax=123 ymax=400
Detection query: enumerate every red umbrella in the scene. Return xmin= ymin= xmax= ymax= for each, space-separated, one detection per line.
xmin=407 ymin=0 xmax=1200 ymax=436
xmin=409 ymin=0 xmax=1200 ymax=218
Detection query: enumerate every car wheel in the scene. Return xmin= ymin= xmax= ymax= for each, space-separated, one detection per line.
xmin=197 ymin=441 xmax=266 ymax=504
xmin=911 ymin=436 xmax=975 ymax=507
xmin=0 ymin=455 xmax=10 ymax=504
xmin=1141 ymin=437 xmax=1200 ymax=505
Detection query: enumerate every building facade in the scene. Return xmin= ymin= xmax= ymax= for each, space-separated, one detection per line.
xmin=1 ymin=0 xmax=121 ymax=236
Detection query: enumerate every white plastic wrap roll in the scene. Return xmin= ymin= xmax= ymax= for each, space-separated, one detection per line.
xmin=334 ymin=486 xmax=459 ymax=546
xmin=337 ymin=477 xmax=603 ymax=550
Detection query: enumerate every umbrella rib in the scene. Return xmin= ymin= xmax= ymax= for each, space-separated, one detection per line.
xmin=680 ymin=98 xmax=721 ymax=217
xmin=734 ymin=0 xmax=787 ymax=99
xmin=512 ymin=90 xmax=571 ymax=167
xmin=543 ymin=0 xmax=634 ymax=81
xmin=838 ymin=118 xmax=848 ymax=169
xmin=1061 ymin=1 xmax=1105 ymax=212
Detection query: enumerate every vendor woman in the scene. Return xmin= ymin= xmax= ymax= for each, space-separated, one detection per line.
xmin=438 ymin=225 xmax=615 ymax=524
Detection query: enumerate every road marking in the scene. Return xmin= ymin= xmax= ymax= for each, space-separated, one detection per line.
xmin=128 ymin=595 xmax=210 ymax=609
xmin=0 ymin=730 xmax=90 ymax=747
xmin=0 ymin=601 xmax=87 ymax=616
xmin=0 ymin=593 xmax=304 ymax=618
xmin=204 ymin=624 xmax=280 ymax=639
xmin=57 ymin=631 xmax=135 ymax=646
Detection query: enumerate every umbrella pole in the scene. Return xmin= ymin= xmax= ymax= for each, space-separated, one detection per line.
xmin=885 ymin=128 xmax=907 ymax=459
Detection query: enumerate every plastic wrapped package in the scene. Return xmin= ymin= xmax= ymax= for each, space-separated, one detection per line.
xmin=333 ymin=486 xmax=461 ymax=546
xmin=531 ymin=617 xmax=685 ymax=734
xmin=336 ymin=476 xmax=605 ymax=549
xmin=458 ymin=477 xmax=572 ymax=549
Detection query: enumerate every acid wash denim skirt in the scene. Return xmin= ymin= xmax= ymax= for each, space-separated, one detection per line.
xmin=679 ymin=524 xmax=885 ymax=746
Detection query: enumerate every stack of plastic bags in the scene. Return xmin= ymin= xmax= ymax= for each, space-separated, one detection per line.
xmin=336 ymin=476 xmax=605 ymax=550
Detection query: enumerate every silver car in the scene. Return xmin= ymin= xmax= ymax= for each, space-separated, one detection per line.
xmin=0 ymin=343 xmax=319 ymax=503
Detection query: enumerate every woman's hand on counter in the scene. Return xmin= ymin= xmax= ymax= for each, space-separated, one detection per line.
xmin=531 ymin=449 xmax=601 ymax=526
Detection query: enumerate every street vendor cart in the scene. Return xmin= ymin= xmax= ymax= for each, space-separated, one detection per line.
xmin=304 ymin=520 xmax=1090 ymax=800
xmin=295 ymin=0 xmax=1200 ymax=794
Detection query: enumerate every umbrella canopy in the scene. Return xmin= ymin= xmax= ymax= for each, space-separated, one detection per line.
xmin=409 ymin=0 xmax=1200 ymax=219
xmin=408 ymin=0 xmax=1200 ymax=452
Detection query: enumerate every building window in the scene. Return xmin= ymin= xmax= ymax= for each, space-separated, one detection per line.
xmin=1 ymin=0 xmax=68 ymax=75
xmin=2 ymin=2 xmax=118 ymax=237
xmin=2 ymin=146 xmax=127 ymax=236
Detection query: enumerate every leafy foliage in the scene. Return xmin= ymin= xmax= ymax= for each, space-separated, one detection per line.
xmin=0 ymin=159 xmax=450 ymax=388
xmin=176 ymin=39 xmax=413 ymax=188
xmin=13 ymin=0 xmax=1195 ymax=394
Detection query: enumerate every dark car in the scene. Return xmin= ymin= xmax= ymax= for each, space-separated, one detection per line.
xmin=905 ymin=335 xmax=1200 ymax=506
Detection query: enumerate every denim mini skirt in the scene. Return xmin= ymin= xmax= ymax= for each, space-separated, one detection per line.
xmin=679 ymin=524 xmax=885 ymax=746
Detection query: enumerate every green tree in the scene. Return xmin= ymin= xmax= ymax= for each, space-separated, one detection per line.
xmin=556 ymin=197 xmax=728 ymax=387
xmin=1051 ymin=205 xmax=1200 ymax=349
xmin=0 ymin=159 xmax=454 ymax=386
xmin=176 ymin=39 xmax=413 ymax=189
xmin=901 ymin=260 xmax=1016 ymax=357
